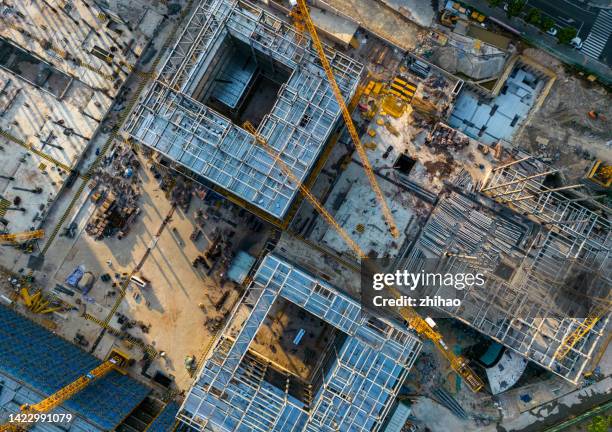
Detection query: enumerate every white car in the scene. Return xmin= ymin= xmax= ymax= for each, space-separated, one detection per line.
xmin=547 ymin=27 xmax=558 ymax=36
xmin=571 ymin=37 xmax=583 ymax=49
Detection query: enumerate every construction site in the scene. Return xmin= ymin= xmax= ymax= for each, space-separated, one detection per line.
xmin=0 ymin=0 xmax=610 ymax=431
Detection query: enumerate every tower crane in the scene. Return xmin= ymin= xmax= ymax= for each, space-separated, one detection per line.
xmin=289 ymin=0 xmax=400 ymax=239
xmin=244 ymin=121 xmax=484 ymax=392
xmin=0 ymin=356 xmax=122 ymax=432
xmin=0 ymin=230 xmax=44 ymax=243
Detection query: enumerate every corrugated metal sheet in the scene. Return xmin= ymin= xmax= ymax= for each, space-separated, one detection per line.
xmin=0 ymin=305 xmax=150 ymax=430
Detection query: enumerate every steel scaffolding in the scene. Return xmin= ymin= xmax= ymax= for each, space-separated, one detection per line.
xmin=178 ymin=254 xmax=421 ymax=432
xmin=402 ymin=184 xmax=610 ymax=384
xmin=125 ymin=0 xmax=362 ymax=219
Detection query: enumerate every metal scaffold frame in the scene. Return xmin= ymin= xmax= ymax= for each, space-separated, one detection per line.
xmin=402 ymin=185 xmax=610 ymax=383
xmin=177 ymin=254 xmax=421 ymax=432
xmin=125 ymin=0 xmax=362 ymax=220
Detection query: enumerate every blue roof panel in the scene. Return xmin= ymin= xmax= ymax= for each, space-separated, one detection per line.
xmin=0 ymin=305 xmax=150 ymax=430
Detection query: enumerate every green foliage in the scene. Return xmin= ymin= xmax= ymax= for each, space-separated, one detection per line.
xmin=540 ymin=16 xmax=555 ymax=31
xmin=526 ymin=8 xmax=541 ymax=25
xmin=506 ymin=0 xmax=526 ymax=17
xmin=586 ymin=415 xmax=612 ymax=432
xmin=488 ymin=0 xmax=503 ymax=6
xmin=557 ymin=27 xmax=578 ymax=44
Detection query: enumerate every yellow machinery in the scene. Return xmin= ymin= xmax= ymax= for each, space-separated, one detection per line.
xmin=244 ymin=122 xmax=484 ymax=392
xmin=0 ymin=355 xmax=123 ymax=431
xmin=381 ymin=76 xmax=417 ymax=118
xmin=20 ymin=287 xmax=61 ymax=315
xmin=586 ymin=160 xmax=612 ymax=188
xmin=290 ymin=0 xmax=399 ymax=239
xmin=0 ymin=230 xmax=44 ymax=243
xmin=555 ymin=304 xmax=608 ymax=361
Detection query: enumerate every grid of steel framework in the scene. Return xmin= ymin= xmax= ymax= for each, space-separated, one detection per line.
xmin=125 ymin=0 xmax=362 ymax=219
xmin=402 ymin=179 xmax=610 ymax=383
xmin=177 ymin=254 xmax=422 ymax=431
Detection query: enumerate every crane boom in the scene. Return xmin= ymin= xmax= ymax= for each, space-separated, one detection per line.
xmin=244 ymin=121 xmax=365 ymax=259
xmin=0 ymin=357 xmax=120 ymax=431
xmin=0 ymin=230 xmax=44 ymax=243
xmin=555 ymin=305 xmax=607 ymax=361
xmin=290 ymin=0 xmax=399 ymax=238
xmin=244 ymin=121 xmax=483 ymax=392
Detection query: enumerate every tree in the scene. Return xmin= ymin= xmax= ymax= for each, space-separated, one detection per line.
xmin=526 ymin=8 xmax=541 ymax=26
xmin=488 ymin=0 xmax=503 ymax=6
xmin=587 ymin=416 xmax=611 ymax=432
xmin=557 ymin=27 xmax=577 ymax=44
xmin=540 ymin=16 xmax=555 ymax=32
xmin=507 ymin=0 xmax=526 ymax=18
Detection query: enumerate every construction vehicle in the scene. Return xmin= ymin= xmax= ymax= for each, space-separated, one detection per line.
xmin=0 ymin=230 xmax=44 ymax=243
xmin=586 ymin=160 xmax=612 ymax=188
xmin=0 ymin=354 xmax=124 ymax=431
xmin=587 ymin=111 xmax=606 ymax=121
xmin=19 ymin=287 xmax=62 ymax=314
xmin=244 ymin=121 xmax=484 ymax=392
xmin=289 ymin=0 xmax=400 ymax=239
xmin=440 ymin=10 xmax=459 ymax=28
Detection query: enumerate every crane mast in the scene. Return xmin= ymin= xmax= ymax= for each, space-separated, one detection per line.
xmin=244 ymin=122 xmax=483 ymax=392
xmin=290 ymin=0 xmax=400 ymax=239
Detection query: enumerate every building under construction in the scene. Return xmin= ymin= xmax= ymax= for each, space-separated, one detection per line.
xmin=177 ymin=254 xmax=422 ymax=431
xmin=0 ymin=304 xmax=150 ymax=431
xmin=401 ymin=158 xmax=610 ymax=384
xmin=125 ymin=0 xmax=362 ymax=222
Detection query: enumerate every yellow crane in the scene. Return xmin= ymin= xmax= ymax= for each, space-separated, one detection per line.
xmin=0 ymin=355 xmax=123 ymax=431
xmin=555 ymin=304 xmax=608 ymax=361
xmin=0 ymin=230 xmax=44 ymax=243
xmin=289 ymin=0 xmax=400 ymax=239
xmin=244 ymin=121 xmax=484 ymax=392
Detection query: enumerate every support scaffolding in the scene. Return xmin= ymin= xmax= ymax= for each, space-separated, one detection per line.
xmin=126 ymin=0 xmax=362 ymax=220
xmin=178 ymin=254 xmax=421 ymax=432
xmin=402 ymin=184 xmax=610 ymax=383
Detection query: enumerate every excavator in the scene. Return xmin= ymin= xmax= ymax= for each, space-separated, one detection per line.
xmin=244 ymin=121 xmax=484 ymax=392
xmin=0 ymin=354 xmax=124 ymax=431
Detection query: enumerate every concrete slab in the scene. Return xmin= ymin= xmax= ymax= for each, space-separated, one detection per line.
xmin=318 ymin=0 xmax=421 ymax=50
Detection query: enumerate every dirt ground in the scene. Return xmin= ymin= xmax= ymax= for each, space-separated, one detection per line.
xmin=0 ymin=148 xmax=270 ymax=391
xmin=515 ymin=49 xmax=612 ymax=182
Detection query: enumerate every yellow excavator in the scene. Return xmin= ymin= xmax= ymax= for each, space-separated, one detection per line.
xmin=0 ymin=354 xmax=124 ymax=431
xmin=244 ymin=121 xmax=484 ymax=392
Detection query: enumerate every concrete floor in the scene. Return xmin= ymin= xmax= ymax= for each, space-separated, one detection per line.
xmin=322 ymin=0 xmax=422 ymax=51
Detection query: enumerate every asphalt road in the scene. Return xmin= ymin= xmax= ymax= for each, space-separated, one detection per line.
xmin=525 ymin=0 xmax=611 ymax=66
xmin=525 ymin=0 xmax=599 ymax=39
